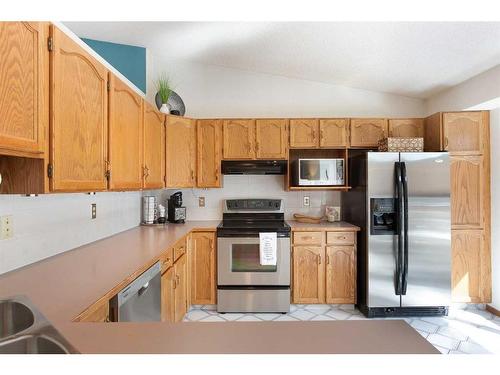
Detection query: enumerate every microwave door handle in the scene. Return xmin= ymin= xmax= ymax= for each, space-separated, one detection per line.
xmin=325 ymin=169 xmax=329 ymax=180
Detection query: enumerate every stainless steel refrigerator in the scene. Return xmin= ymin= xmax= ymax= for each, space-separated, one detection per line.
xmin=342 ymin=151 xmax=451 ymax=317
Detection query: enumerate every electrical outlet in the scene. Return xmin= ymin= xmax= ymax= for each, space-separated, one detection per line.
xmin=1 ymin=215 xmax=13 ymax=240
xmin=303 ymin=196 xmax=310 ymax=207
xmin=91 ymin=203 xmax=97 ymax=219
xmin=199 ymin=197 xmax=205 ymax=207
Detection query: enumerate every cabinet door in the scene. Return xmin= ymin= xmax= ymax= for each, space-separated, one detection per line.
xmin=76 ymin=299 xmax=109 ymax=322
xmin=50 ymin=26 xmax=108 ymax=191
xmin=388 ymin=119 xmax=424 ymax=138
xmin=174 ymin=254 xmax=188 ymax=322
xmin=325 ymin=246 xmax=356 ymax=304
xmin=197 ymin=119 xmax=222 ymax=187
xmin=190 ymin=232 xmax=216 ymax=305
xmin=255 ymin=119 xmax=288 ymax=159
xmin=143 ymin=102 xmax=165 ymax=189
xmin=443 ymin=112 xmax=484 ymax=154
xmin=350 ymin=119 xmax=388 ymax=148
xmin=450 ymin=156 xmax=484 ymax=229
xmin=223 ymin=119 xmax=255 ymax=159
xmin=289 ymin=119 xmax=319 ymax=148
xmin=166 ymin=116 xmax=196 ymax=187
xmin=424 ymin=112 xmax=442 ymax=152
xmin=292 ymin=246 xmax=325 ymax=303
xmin=319 ymin=119 xmax=349 ymax=148
xmin=0 ymin=22 xmax=46 ymax=156
xmin=451 ymin=230 xmax=490 ymax=303
xmin=161 ymin=267 xmax=175 ymax=322
xmin=108 ymin=74 xmax=143 ymax=190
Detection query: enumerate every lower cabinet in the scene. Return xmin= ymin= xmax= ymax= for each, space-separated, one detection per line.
xmin=75 ymin=299 xmax=109 ymax=322
xmin=161 ymin=253 xmax=188 ymax=322
xmin=292 ymin=231 xmax=357 ymax=304
xmin=451 ymin=229 xmax=491 ymax=303
xmin=190 ymin=232 xmax=216 ymax=305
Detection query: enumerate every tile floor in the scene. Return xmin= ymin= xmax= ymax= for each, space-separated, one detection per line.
xmin=183 ymin=303 xmax=500 ymax=354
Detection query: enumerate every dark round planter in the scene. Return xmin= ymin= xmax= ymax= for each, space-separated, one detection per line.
xmin=155 ymin=91 xmax=186 ymax=116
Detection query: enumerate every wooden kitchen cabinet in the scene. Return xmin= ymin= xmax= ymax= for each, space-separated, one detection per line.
xmin=222 ymin=119 xmax=255 ymax=159
xmin=451 ymin=230 xmax=491 ymax=303
xmin=49 ymin=25 xmax=108 ymax=192
xmin=450 ymin=155 xmax=484 ymax=229
xmin=197 ymin=119 xmax=222 ymax=187
xmin=174 ymin=254 xmax=188 ymax=322
xmin=75 ymin=299 xmax=109 ymax=322
xmin=292 ymin=246 xmax=325 ymax=304
xmin=161 ymin=266 xmax=176 ymax=322
xmin=161 ymin=253 xmax=188 ymax=322
xmin=190 ymin=232 xmax=216 ymax=305
xmin=388 ymin=119 xmax=424 ymax=138
xmin=143 ymin=102 xmax=165 ymax=189
xmin=319 ymin=119 xmax=349 ymax=148
xmin=350 ymin=118 xmax=388 ymax=148
xmin=289 ymin=119 xmax=319 ymax=148
xmin=325 ymin=245 xmax=356 ymax=303
xmin=443 ymin=112 xmax=485 ymax=154
xmin=165 ymin=115 xmax=196 ymax=187
xmin=0 ymin=22 xmax=47 ymax=157
xmin=108 ymin=74 xmax=144 ymax=190
xmin=255 ymin=119 xmax=288 ymax=159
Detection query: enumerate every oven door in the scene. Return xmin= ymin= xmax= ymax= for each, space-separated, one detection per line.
xmin=217 ymin=237 xmax=290 ymax=286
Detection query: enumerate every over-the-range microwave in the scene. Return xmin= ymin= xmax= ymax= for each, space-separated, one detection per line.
xmin=293 ymin=158 xmax=345 ymax=186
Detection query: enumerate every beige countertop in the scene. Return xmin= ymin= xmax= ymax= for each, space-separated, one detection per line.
xmin=0 ymin=220 xmax=436 ymax=354
xmin=287 ymin=220 xmax=360 ymax=231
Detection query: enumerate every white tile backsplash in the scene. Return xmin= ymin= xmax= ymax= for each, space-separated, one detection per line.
xmin=0 ymin=191 xmax=141 ymax=275
xmin=145 ymin=175 xmax=341 ymax=221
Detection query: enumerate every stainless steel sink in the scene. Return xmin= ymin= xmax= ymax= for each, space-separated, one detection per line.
xmin=0 ymin=296 xmax=78 ymax=354
xmin=0 ymin=301 xmax=35 ymax=339
xmin=0 ymin=335 xmax=68 ymax=354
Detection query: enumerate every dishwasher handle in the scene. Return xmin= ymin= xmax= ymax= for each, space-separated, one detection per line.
xmin=115 ymin=262 xmax=161 ymax=305
xmin=138 ymin=282 xmax=150 ymax=296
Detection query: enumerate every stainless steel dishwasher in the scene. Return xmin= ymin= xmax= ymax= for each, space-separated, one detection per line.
xmin=109 ymin=262 xmax=161 ymax=322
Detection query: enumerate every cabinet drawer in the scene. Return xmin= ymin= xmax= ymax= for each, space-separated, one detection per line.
xmin=326 ymin=232 xmax=355 ymax=245
xmin=160 ymin=247 xmax=174 ymax=273
xmin=173 ymin=239 xmax=187 ymax=262
xmin=293 ymin=231 xmax=323 ymax=245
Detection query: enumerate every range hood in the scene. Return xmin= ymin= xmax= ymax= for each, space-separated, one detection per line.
xmin=221 ymin=160 xmax=287 ymax=175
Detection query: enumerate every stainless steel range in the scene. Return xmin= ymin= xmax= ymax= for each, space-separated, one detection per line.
xmin=217 ymin=199 xmax=291 ymax=313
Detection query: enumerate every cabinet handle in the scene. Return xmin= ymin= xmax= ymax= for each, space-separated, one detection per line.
xmin=256 ymin=142 xmax=260 ymax=153
xmin=143 ymin=166 xmax=150 ymax=178
xmin=326 ymin=255 xmax=330 ymax=265
xmin=215 ymin=167 xmax=219 ymax=180
xmin=320 ymin=129 xmax=324 ymax=141
xmin=176 ymin=275 xmax=180 ymax=287
xmin=190 ymin=170 xmax=195 ymax=181
xmin=318 ymin=255 xmax=321 ymax=264
xmin=444 ymin=137 xmax=449 ymax=149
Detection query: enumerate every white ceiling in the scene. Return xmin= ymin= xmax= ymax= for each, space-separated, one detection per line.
xmin=64 ymin=22 xmax=500 ymax=98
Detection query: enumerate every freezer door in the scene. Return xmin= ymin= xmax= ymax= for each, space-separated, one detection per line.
xmin=367 ymin=153 xmax=401 ymax=307
xmin=400 ymin=152 xmax=451 ymax=307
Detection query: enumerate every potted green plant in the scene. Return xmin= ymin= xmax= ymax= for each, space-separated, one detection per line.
xmin=156 ymin=73 xmax=172 ymax=114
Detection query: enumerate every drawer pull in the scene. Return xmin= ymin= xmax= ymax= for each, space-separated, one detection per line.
xmin=318 ymin=255 xmax=321 ymax=264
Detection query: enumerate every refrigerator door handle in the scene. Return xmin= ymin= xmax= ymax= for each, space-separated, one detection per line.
xmin=401 ymin=162 xmax=409 ymax=295
xmin=395 ymin=162 xmax=403 ymax=296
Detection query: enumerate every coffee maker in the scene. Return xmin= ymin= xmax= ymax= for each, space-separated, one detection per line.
xmin=168 ymin=191 xmax=186 ymax=224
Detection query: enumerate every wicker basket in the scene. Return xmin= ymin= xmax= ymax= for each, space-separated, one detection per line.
xmin=378 ymin=137 xmax=424 ymax=152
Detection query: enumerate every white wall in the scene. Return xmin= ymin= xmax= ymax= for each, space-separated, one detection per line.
xmin=144 ymin=175 xmax=341 ymax=221
xmin=425 ymin=64 xmax=500 ymax=310
xmin=0 ymin=192 xmax=141 ymax=275
xmin=146 ymin=52 xmax=426 ymax=118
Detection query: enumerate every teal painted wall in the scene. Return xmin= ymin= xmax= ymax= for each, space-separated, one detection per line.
xmin=81 ymin=38 xmax=146 ymax=94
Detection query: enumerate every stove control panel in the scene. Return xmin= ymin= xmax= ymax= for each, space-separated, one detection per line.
xmin=225 ymin=199 xmax=282 ymax=212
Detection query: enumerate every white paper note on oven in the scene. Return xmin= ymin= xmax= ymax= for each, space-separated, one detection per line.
xmin=259 ymin=232 xmax=277 ymax=266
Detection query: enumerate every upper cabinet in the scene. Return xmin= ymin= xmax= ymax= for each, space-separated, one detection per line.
xmin=350 ymin=118 xmax=388 ymax=148
xmin=143 ymin=102 xmax=165 ymax=189
xmin=166 ymin=116 xmax=196 ymax=187
xmin=0 ymin=22 xmax=47 ymax=157
xmin=255 ymin=119 xmax=288 ymax=159
xmin=319 ymin=119 xmax=349 ymax=148
xmin=388 ymin=119 xmax=424 ymax=138
xmin=197 ymin=119 xmax=222 ymax=188
xmin=289 ymin=119 xmax=318 ymax=148
xmin=424 ymin=111 xmax=488 ymax=155
xmin=108 ymin=74 xmax=143 ymax=190
xmin=49 ymin=25 xmax=108 ymax=192
xmin=223 ymin=119 xmax=255 ymax=159
xmin=443 ymin=112 xmax=485 ymax=154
